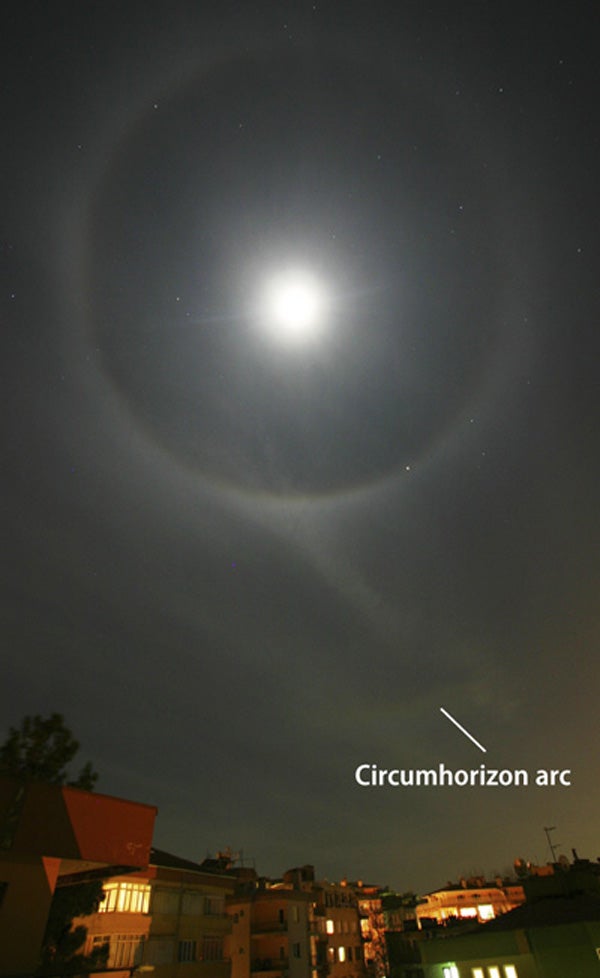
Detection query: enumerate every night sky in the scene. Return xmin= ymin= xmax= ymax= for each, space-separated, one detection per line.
xmin=2 ymin=1 xmax=599 ymax=893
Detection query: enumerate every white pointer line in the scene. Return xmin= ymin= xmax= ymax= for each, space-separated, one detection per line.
xmin=440 ymin=707 xmax=487 ymax=753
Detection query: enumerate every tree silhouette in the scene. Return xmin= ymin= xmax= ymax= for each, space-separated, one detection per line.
xmin=0 ymin=714 xmax=103 ymax=972
xmin=38 ymin=879 xmax=109 ymax=975
xmin=0 ymin=713 xmax=98 ymax=790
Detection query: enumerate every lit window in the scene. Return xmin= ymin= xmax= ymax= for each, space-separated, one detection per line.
xmin=338 ymin=947 xmax=346 ymax=963
xmin=503 ymin=969 xmax=518 ymax=978
xmin=442 ymin=968 xmax=459 ymax=978
xmin=488 ymin=969 xmax=501 ymax=978
xmin=326 ymin=919 xmax=335 ymax=934
xmin=459 ymin=908 xmax=477 ymax=918
xmin=477 ymin=904 xmax=495 ymax=921
xmin=100 ymin=882 xmax=151 ymax=914
xmin=91 ymin=934 xmax=145 ymax=968
xmin=472 ymin=970 xmax=485 ymax=978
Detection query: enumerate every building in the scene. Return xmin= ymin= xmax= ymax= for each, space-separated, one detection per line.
xmin=416 ymin=879 xmax=525 ymax=929
xmin=228 ymin=867 xmax=366 ymax=978
xmin=351 ymin=881 xmax=419 ymax=976
xmin=229 ymin=873 xmax=316 ymax=978
xmin=411 ymin=856 xmax=600 ymax=977
xmin=417 ymin=893 xmax=600 ymax=977
xmin=77 ymin=847 xmax=236 ymax=975
xmin=0 ymin=775 xmax=157 ymax=976
xmin=317 ymin=878 xmax=366 ymax=978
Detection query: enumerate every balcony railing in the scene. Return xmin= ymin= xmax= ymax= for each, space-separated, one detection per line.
xmin=251 ymin=922 xmax=289 ymax=934
xmin=251 ymin=959 xmax=289 ymax=973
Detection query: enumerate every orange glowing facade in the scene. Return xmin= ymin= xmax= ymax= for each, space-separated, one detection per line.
xmin=416 ymin=879 xmax=525 ymax=929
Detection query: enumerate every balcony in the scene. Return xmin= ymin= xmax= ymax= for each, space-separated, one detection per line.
xmin=251 ymin=959 xmax=289 ymax=974
xmin=252 ymin=922 xmax=288 ymax=935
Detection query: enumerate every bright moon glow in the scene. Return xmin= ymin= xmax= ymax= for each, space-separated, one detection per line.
xmin=262 ymin=269 xmax=327 ymax=343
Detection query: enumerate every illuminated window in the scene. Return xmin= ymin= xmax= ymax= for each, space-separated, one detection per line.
xmin=328 ymin=947 xmax=335 ymax=962
xmin=326 ymin=919 xmax=335 ymax=934
xmin=459 ymin=907 xmax=477 ymax=918
xmin=91 ymin=934 xmax=145 ymax=968
xmin=442 ymin=968 xmax=459 ymax=978
xmin=477 ymin=904 xmax=495 ymax=921
xmin=488 ymin=969 xmax=501 ymax=978
xmin=100 ymin=882 xmax=151 ymax=914
xmin=338 ymin=947 xmax=346 ymax=963
xmin=503 ymin=969 xmax=518 ymax=978
xmin=471 ymin=970 xmax=485 ymax=978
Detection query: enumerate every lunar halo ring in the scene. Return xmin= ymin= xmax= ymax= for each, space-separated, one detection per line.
xmin=59 ymin=39 xmax=531 ymax=511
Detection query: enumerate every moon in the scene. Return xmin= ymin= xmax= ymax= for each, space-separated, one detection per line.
xmin=261 ymin=269 xmax=327 ymax=343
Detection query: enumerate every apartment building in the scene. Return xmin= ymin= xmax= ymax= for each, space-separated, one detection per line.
xmin=229 ymin=879 xmax=315 ymax=978
xmin=315 ymin=879 xmax=366 ymax=978
xmin=416 ymin=880 xmax=525 ymax=928
xmin=228 ymin=867 xmax=366 ymax=978
xmin=0 ymin=776 xmax=157 ymax=977
xmin=78 ymin=847 xmax=235 ymax=975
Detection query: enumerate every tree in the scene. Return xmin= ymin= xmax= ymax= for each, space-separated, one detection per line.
xmin=0 ymin=714 xmax=103 ymax=972
xmin=0 ymin=713 xmax=98 ymax=789
xmin=38 ymin=879 xmax=109 ymax=975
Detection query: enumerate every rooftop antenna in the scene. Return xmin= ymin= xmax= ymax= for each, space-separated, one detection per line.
xmin=543 ymin=826 xmax=561 ymax=862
